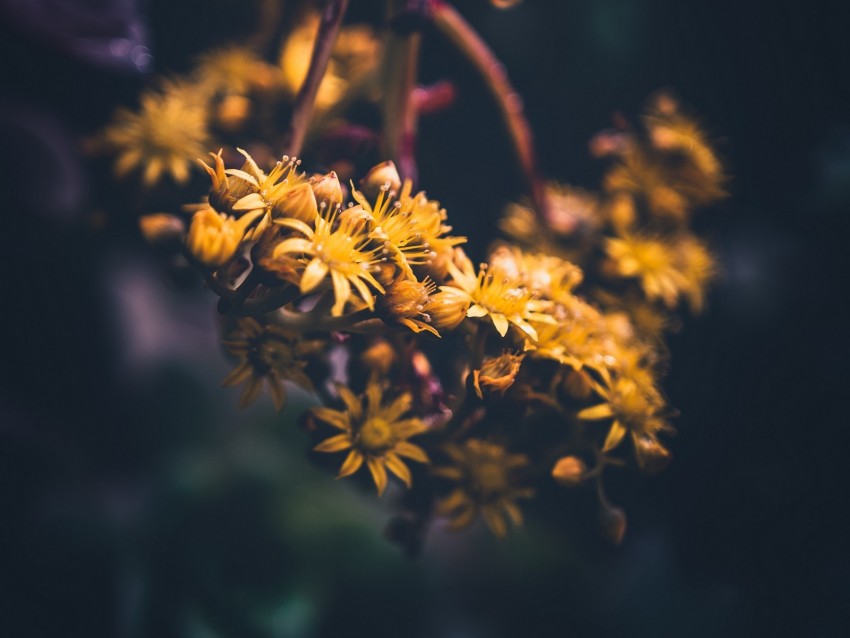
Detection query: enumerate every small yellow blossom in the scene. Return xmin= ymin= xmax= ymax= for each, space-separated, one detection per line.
xmin=100 ymin=81 xmax=210 ymax=186
xmin=438 ymin=249 xmax=554 ymax=341
xmin=272 ymin=212 xmax=384 ymax=316
xmin=577 ymin=371 xmax=669 ymax=454
xmin=222 ymin=319 xmax=318 ymax=411
xmin=312 ymin=379 xmax=430 ymax=495
xmin=433 ymin=440 xmax=533 ymax=537
xmin=194 ymin=45 xmax=281 ymax=95
xmin=605 ymin=234 xmax=688 ymax=308
xmin=186 ymin=206 xmax=264 ymax=267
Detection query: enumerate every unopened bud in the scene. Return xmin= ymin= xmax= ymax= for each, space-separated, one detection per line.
xmin=472 ymin=352 xmax=524 ymax=399
xmin=139 ymin=213 xmax=185 ymax=249
xmin=562 ymin=368 xmax=593 ymax=399
xmin=272 ymin=182 xmax=318 ymax=223
xmin=551 ymin=456 xmax=585 ymax=486
xmin=599 ymin=503 xmax=627 ymax=545
xmin=361 ymin=339 xmax=396 ymax=375
xmin=215 ymin=94 xmax=251 ymax=132
xmin=309 ymin=171 xmax=343 ymax=207
xmin=360 ymin=160 xmax=401 ymax=199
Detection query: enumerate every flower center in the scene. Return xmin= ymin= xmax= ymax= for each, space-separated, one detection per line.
xmin=359 ymin=417 xmax=393 ymax=452
xmin=471 ymin=461 xmax=508 ymax=495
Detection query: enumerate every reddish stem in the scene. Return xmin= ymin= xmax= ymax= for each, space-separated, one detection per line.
xmin=282 ymin=0 xmax=350 ymax=158
xmin=429 ymin=0 xmax=549 ymax=220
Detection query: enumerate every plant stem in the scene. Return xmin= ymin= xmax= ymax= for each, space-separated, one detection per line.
xmin=383 ymin=2 xmax=424 ymax=184
xmin=429 ymin=0 xmax=549 ymax=221
xmin=282 ymin=0 xmax=350 ymax=158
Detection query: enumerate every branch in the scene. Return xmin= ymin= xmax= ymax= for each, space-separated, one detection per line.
xmin=429 ymin=1 xmax=549 ymax=221
xmin=281 ymin=0 xmax=350 ymax=158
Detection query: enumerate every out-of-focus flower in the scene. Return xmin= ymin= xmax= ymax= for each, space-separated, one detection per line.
xmin=577 ymin=372 xmax=669 ymax=454
xmin=139 ymin=213 xmax=185 ymax=248
xmin=280 ymin=12 xmax=381 ymax=112
xmin=222 ymin=318 xmax=319 ymax=410
xmin=605 ymin=234 xmax=687 ymax=308
xmin=380 ymin=276 xmax=440 ymax=336
xmin=472 ymin=351 xmax=524 ymax=399
xmin=434 ymin=439 xmax=533 ymax=537
xmin=194 ymin=45 xmax=281 ymax=95
xmin=313 ymin=379 xmax=430 ymax=495
xmin=98 ymin=81 xmax=210 ymax=186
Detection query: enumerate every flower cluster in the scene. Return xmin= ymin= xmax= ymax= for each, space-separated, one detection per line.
xmin=93 ymin=2 xmax=724 ymax=545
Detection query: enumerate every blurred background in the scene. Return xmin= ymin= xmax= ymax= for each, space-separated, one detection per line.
xmin=1 ymin=0 xmax=847 ymax=636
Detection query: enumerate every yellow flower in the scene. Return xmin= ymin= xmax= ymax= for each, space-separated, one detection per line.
xmin=350 ymin=178 xmax=466 ymax=281
xmin=433 ymin=440 xmax=533 ymax=538
xmin=676 ymin=236 xmax=715 ymax=313
xmin=194 ymin=45 xmax=281 ymax=95
xmin=438 ymin=249 xmax=554 ymax=341
xmin=280 ymin=13 xmax=381 ymax=112
xmin=312 ymin=380 xmax=430 ymax=495
xmin=272 ymin=211 xmax=384 ymax=316
xmin=100 ymin=81 xmax=210 ymax=186
xmin=186 ymin=206 xmax=265 ymax=267
xmin=577 ymin=371 xmax=669 ymax=454
xmin=605 ymin=234 xmax=688 ymax=308
xmin=221 ymin=318 xmax=318 ymax=411
xmin=223 ymin=149 xmax=317 ymax=224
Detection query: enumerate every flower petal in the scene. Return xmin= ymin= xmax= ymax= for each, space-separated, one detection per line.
xmin=577 ymin=403 xmax=615 ymax=421
xmin=337 ymin=450 xmax=364 ymax=478
xmin=602 ymin=419 xmax=628 ymax=452
xmin=301 ymin=258 xmax=329 ymax=293
xmin=314 ymin=433 xmax=352 ymax=453
xmin=384 ymin=453 xmax=412 ymax=488
xmin=367 ymin=458 xmax=388 ymax=496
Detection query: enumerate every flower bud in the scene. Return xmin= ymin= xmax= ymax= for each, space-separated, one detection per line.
xmin=361 ymin=339 xmax=396 ymax=376
xmin=599 ymin=503 xmax=627 ymax=545
xmin=382 ymin=278 xmax=431 ymax=321
xmin=551 ymin=456 xmax=585 ymax=486
xmin=360 ymin=160 xmax=401 ymax=199
xmin=186 ymin=207 xmax=263 ymax=267
xmin=428 ymin=288 xmax=469 ymax=332
xmin=139 ymin=213 xmax=185 ymax=249
xmin=272 ymin=182 xmax=318 ymax=223
xmin=472 ymin=352 xmax=524 ymax=399
xmin=215 ymin=94 xmax=251 ymax=132
xmin=309 ymin=171 xmax=343 ymax=208
xmin=561 ymin=368 xmax=593 ymax=399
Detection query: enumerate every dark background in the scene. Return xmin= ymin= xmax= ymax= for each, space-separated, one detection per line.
xmin=1 ymin=1 xmax=848 ymax=636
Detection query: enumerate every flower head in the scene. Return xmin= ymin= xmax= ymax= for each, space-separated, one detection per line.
xmin=271 ymin=209 xmax=384 ymax=316
xmin=99 ymin=80 xmax=210 ymax=186
xmin=437 ymin=249 xmax=554 ymax=341
xmin=577 ymin=370 xmax=670 ymax=454
xmin=433 ymin=439 xmax=533 ymax=537
xmin=222 ymin=319 xmax=319 ymax=411
xmin=312 ymin=379 xmax=430 ymax=495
